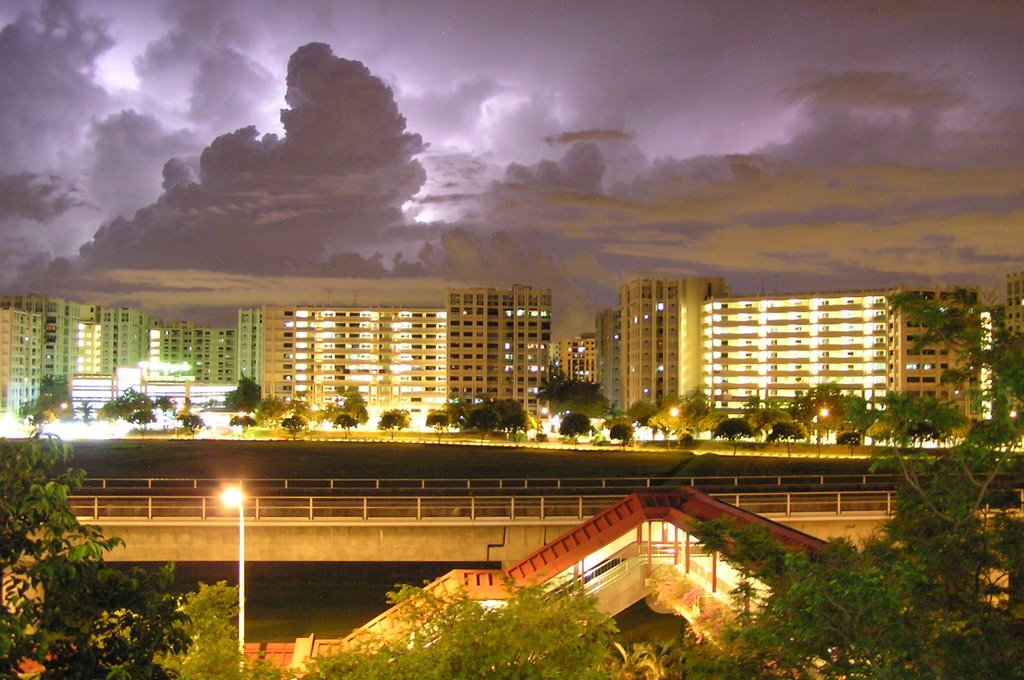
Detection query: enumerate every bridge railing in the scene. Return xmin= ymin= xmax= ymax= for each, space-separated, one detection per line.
xmin=69 ymin=489 xmax=1024 ymax=523
xmin=78 ymin=473 xmax=905 ymax=492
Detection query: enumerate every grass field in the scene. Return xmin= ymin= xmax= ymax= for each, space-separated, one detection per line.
xmin=63 ymin=438 xmax=873 ymax=481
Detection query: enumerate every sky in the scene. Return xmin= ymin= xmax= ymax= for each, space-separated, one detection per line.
xmin=1 ymin=0 xmax=1022 ymax=336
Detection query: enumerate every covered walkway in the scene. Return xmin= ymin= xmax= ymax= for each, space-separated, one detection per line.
xmin=247 ymin=487 xmax=823 ymax=670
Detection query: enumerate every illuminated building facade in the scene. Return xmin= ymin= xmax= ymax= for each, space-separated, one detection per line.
xmin=149 ymin=321 xmax=237 ymax=383
xmin=619 ymin=277 xmax=727 ymax=409
xmin=0 ymin=295 xmax=83 ymax=379
xmin=0 ymin=308 xmax=41 ymax=412
xmin=445 ymin=285 xmax=552 ymax=416
xmin=261 ymin=305 xmax=447 ymax=426
xmin=99 ymin=307 xmax=151 ymax=373
xmin=703 ymin=287 xmax=972 ymax=414
xmin=1007 ymin=270 xmax=1024 ymax=335
xmin=76 ymin=305 xmax=102 ymax=374
xmin=557 ymin=334 xmax=596 ymax=382
xmin=237 ymin=308 xmax=264 ymax=383
xmin=594 ymin=309 xmax=621 ymax=409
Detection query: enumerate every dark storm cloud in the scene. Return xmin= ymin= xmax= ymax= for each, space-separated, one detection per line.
xmin=78 ymin=42 xmax=426 ymax=274
xmin=503 ymin=143 xmax=606 ymax=195
xmin=0 ymin=0 xmax=111 ymax=171
xmin=89 ymin=110 xmax=196 ymax=218
xmin=769 ymin=70 xmax=977 ymax=167
xmin=2 ymin=0 xmax=1023 ymax=334
xmin=0 ymin=173 xmax=85 ymax=222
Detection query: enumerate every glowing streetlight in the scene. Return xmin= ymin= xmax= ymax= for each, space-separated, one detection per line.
xmin=221 ymin=485 xmax=245 ymax=654
xmin=669 ymin=407 xmax=680 ymax=418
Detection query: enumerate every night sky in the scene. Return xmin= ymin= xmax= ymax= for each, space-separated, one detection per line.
xmin=2 ymin=0 xmax=1022 ymax=335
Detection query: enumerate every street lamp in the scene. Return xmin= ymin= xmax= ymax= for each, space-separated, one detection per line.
xmin=221 ymin=485 xmax=245 ymax=655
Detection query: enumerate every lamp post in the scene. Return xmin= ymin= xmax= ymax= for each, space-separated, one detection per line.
xmin=221 ymin=485 xmax=245 ymax=655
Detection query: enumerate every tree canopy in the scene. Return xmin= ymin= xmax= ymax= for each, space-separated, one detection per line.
xmin=1 ymin=437 xmax=187 ymax=677
xmin=539 ymin=368 xmax=609 ymax=417
xmin=224 ymin=377 xmax=262 ymax=413
xmin=307 ymin=583 xmax=617 ymax=680
xmin=377 ymin=409 xmax=411 ymax=439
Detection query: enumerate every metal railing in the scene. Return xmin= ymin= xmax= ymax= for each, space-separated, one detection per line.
xmin=77 ymin=473 xmax=905 ymax=492
xmin=69 ymin=489 xmax=1024 ymax=524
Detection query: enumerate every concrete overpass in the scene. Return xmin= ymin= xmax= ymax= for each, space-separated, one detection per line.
xmin=76 ymin=489 xmax=905 ymax=563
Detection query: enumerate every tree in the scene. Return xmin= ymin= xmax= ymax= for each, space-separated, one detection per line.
xmin=539 ymin=369 xmax=610 ymax=417
xmin=99 ymin=388 xmax=155 ymax=430
xmin=788 ymin=382 xmax=848 ymax=444
xmin=494 ymin=399 xmax=530 ymax=442
xmin=340 ymin=387 xmax=370 ymax=426
xmin=255 ymin=395 xmax=288 ymax=427
xmin=444 ymin=397 xmax=470 ymax=431
xmin=765 ymin=420 xmax=808 ymax=456
xmin=128 ymin=404 xmax=157 ymax=436
xmin=648 ymin=408 xmax=683 ymax=443
xmin=836 ymin=430 xmax=862 ymax=453
xmin=608 ymin=422 xmax=634 ymax=447
xmin=306 ymin=583 xmax=616 ymax=680
xmin=866 ymin=392 xmax=967 ymax=448
xmin=465 ymin=403 xmax=500 ymax=437
xmin=559 ymin=411 xmax=592 ymax=442
xmin=713 ymin=417 xmax=753 ymax=454
xmin=626 ymin=401 xmax=659 ymax=428
xmin=281 ymin=414 xmax=307 ymax=439
xmin=177 ymin=412 xmax=205 ymax=437
xmin=377 ymin=409 xmax=411 ymax=440
xmin=742 ymin=396 xmax=791 ymax=441
xmin=1 ymin=437 xmax=188 ymax=677
xmin=20 ymin=374 xmax=72 ymax=426
xmin=224 ymin=376 xmax=261 ymax=413
xmin=333 ymin=412 xmax=359 ymax=439
xmin=152 ymin=395 xmax=176 ymax=417
xmin=229 ymin=414 xmax=257 ymax=432
xmin=425 ymin=410 xmax=450 ymax=443
xmin=678 ymin=389 xmax=720 ymax=435
xmin=159 ymin=581 xmax=285 ymax=679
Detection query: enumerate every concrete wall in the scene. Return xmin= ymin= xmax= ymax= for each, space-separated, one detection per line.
xmin=102 ymin=520 xmax=582 ymax=564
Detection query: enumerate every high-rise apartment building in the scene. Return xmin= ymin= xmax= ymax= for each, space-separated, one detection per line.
xmin=76 ymin=305 xmax=103 ymax=374
xmin=557 ymin=334 xmax=596 ymax=382
xmin=99 ymin=307 xmax=151 ymax=373
xmin=0 ymin=295 xmax=83 ymax=379
xmin=702 ymin=287 xmax=972 ymax=413
xmin=261 ymin=305 xmax=447 ymax=425
xmin=149 ymin=321 xmax=237 ymax=383
xmin=446 ymin=285 xmax=552 ymax=415
xmin=594 ymin=309 xmax=621 ymax=409
xmin=237 ymin=308 xmax=264 ymax=383
xmin=619 ymin=277 xmax=727 ymax=408
xmin=0 ymin=308 xmax=41 ymax=413
xmin=1007 ymin=270 xmax=1024 ymax=335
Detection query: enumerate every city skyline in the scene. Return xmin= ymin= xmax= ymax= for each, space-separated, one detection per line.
xmin=1 ymin=1 xmax=1022 ymax=337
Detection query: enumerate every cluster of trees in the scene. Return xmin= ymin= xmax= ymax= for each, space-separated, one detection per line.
xmin=424 ymin=398 xmax=536 ymax=443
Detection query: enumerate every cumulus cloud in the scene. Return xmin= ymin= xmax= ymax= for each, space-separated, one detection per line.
xmin=89 ymin=110 xmax=197 ymax=218
xmin=0 ymin=0 xmax=112 ymax=173
xmin=504 ymin=142 xmax=606 ymax=194
xmin=78 ymin=42 xmax=426 ymax=275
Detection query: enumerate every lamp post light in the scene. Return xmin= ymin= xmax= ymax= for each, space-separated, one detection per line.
xmin=816 ymin=407 xmax=830 ymax=450
xmin=221 ymin=485 xmax=245 ymax=655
